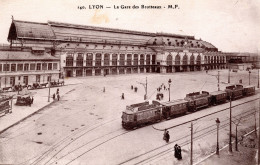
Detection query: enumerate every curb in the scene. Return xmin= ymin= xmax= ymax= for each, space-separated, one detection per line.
xmin=0 ymin=87 xmax=77 ymax=135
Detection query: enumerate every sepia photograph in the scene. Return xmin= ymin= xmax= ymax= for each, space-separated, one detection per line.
xmin=0 ymin=0 xmax=259 ymax=164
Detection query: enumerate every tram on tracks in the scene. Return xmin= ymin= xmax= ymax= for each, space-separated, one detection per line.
xmin=121 ymin=84 xmax=256 ymax=129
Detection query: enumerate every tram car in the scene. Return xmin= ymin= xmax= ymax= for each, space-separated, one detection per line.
xmin=121 ymin=101 xmax=162 ymax=129
xmin=243 ymin=85 xmax=255 ymax=96
xmin=209 ymin=91 xmax=227 ymax=105
xmin=160 ymin=99 xmax=188 ymax=119
xmin=225 ymin=84 xmax=244 ymax=100
xmin=0 ymin=95 xmax=13 ymax=116
xmin=184 ymin=91 xmax=211 ymax=112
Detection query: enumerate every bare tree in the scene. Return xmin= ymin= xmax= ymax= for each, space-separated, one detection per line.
xmin=231 ymin=116 xmax=243 ymax=151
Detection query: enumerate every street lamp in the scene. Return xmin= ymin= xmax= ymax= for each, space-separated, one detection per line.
xmin=228 ymin=66 xmax=230 ymax=83
xmin=249 ymin=70 xmax=251 ymax=85
xmin=168 ymin=79 xmax=172 ymax=101
xmin=229 ymin=96 xmax=232 ymax=154
xmin=216 ymin=118 xmax=220 ymax=155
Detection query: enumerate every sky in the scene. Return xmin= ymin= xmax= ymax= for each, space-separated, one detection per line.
xmin=0 ymin=0 xmax=259 ymax=53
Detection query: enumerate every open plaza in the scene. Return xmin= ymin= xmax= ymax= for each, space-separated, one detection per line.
xmin=0 ymin=69 xmax=259 ymax=164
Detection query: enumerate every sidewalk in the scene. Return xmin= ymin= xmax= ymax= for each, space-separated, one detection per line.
xmin=196 ymin=130 xmax=258 ymax=165
xmin=0 ymin=78 xmax=82 ymax=134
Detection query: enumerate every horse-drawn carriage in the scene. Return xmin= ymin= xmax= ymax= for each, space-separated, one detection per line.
xmin=15 ymin=88 xmax=33 ymax=106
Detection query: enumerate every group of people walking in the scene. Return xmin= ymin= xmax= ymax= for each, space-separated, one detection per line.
xmin=163 ymin=129 xmax=182 ymax=160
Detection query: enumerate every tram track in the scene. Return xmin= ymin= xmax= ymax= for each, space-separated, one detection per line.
xmin=20 ymin=117 xmax=120 ymax=165
xmin=119 ymin=105 xmax=257 ymax=165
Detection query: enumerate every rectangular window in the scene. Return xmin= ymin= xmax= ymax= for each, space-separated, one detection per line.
xmin=36 ymin=75 xmax=41 ymax=82
xmin=23 ymin=76 xmax=28 ymax=85
xmin=10 ymin=77 xmax=15 ymax=86
xmin=30 ymin=63 xmax=36 ymax=70
xmin=47 ymin=75 xmax=51 ymax=82
xmin=18 ymin=76 xmax=21 ymax=80
xmin=42 ymin=63 xmax=47 ymax=70
xmin=17 ymin=64 xmax=23 ymax=71
xmin=36 ymin=63 xmax=41 ymax=70
xmin=11 ymin=64 xmax=16 ymax=72
xmin=48 ymin=63 xmax=52 ymax=70
xmin=4 ymin=64 xmax=10 ymax=71
xmin=24 ymin=63 xmax=29 ymax=71
xmin=0 ymin=64 xmax=2 ymax=72
xmin=53 ymin=63 xmax=58 ymax=70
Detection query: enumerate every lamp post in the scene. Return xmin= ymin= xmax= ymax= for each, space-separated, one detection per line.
xmin=48 ymin=80 xmax=50 ymax=102
xmin=216 ymin=118 xmax=220 ymax=155
xmin=249 ymin=70 xmax=251 ymax=85
xmin=229 ymin=96 xmax=232 ymax=153
xmin=168 ymin=78 xmax=172 ymax=101
xmin=257 ymin=69 xmax=259 ymax=88
xmin=228 ymin=65 xmax=230 ymax=83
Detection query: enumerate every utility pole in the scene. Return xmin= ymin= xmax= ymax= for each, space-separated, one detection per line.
xmin=190 ymin=121 xmax=193 ymax=165
xmin=48 ymin=81 xmax=50 ymax=102
xmin=249 ymin=71 xmax=251 ymax=85
xmin=218 ymin=71 xmax=220 ymax=91
xmin=145 ymin=77 xmax=147 ymax=100
xmin=258 ymin=98 xmax=260 ymax=165
xmin=257 ymin=69 xmax=259 ymax=88
xmin=229 ymin=96 xmax=232 ymax=153
xmin=137 ymin=77 xmax=147 ymax=100
xmin=228 ymin=66 xmax=230 ymax=83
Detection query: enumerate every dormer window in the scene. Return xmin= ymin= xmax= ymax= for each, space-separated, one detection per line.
xmin=31 ymin=47 xmax=45 ymax=55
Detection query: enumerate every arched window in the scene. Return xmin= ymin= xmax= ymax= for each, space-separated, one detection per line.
xmin=104 ymin=53 xmax=110 ymax=66
xmin=196 ymin=55 xmax=201 ymax=65
xmin=175 ymin=54 xmax=180 ymax=65
xmin=127 ymin=54 xmax=132 ymax=65
xmin=166 ymin=55 xmax=173 ymax=65
xmin=76 ymin=54 xmax=83 ymax=66
xmin=66 ymin=55 xmax=73 ymax=66
xmin=134 ymin=54 xmax=138 ymax=65
xmin=112 ymin=54 xmax=117 ymax=66
xmin=95 ymin=53 xmax=101 ymax=66
xmin=140 ymin=54 xmax=144 ymax=65
xmin=183 ymin=54 xmax=188 ymax=65
xmin=86 ymin=53 xmax=93 ymax=66
xmin=120 ymin=54 xmax=125 ymax=65
xmin=146 ymin=55 xmax=151 ymax=65
xmin=190 ymin=54 xmax=194 ymax=65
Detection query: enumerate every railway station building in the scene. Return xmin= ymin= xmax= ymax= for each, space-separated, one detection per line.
xmin=0 ymin=44 xmax=60 ymax=90
xmin=6 ymin=19 xmax=227 ymax=77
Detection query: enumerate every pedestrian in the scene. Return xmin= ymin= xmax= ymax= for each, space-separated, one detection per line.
xmin=121 ymin=93 xmax=124 ymax=100
xmin=174 ymin=144 xmax=178 ymax=159
xmin=53 ymin=93 xmax=56 ymax=100
xmin=31 ymin=96 xmax=34 ymax=104
xmin=177 ymin=145 xmax=182 ymax=160
xmin=56 ymin=88 xmax=59 ymax=95
xmin=57 ymin=94 xmax=60 ymax=101
xmin=163 ymin=129 xmax=167 ymax=140
xmin=28 ymin=96 xmax=31 ymax=107
xmin=165 ymin=131 xmax=170 ymax=143
xmin=103 ymin=87 xmax=105 ymax=93
xmin=131 ymin=85 xmax=133 ymax=90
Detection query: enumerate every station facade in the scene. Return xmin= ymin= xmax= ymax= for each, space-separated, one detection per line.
xmin=6 ymin=19 xmax=227 ymax=78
